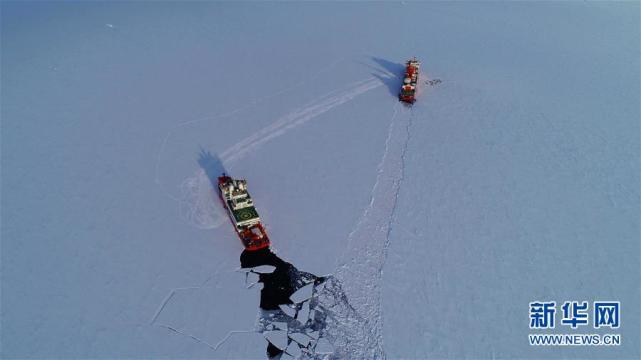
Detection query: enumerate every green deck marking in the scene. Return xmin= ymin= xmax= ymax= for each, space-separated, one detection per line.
xmin=232 ymin=206 xmax=260 ymax=223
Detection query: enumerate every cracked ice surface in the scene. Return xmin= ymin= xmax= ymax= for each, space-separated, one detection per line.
xmin=328 ymin=103 xmax=413 ymax=357
xmin=152 ymin=271 xmax=265 ymax=358
xmin=256 ymin=272 xmax=386 ymax=358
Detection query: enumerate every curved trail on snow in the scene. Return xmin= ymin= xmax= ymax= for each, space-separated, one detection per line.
xmin=153 ymin=58 xmax=344 ymax=202
xmin=220 ymin=76 xmax=384 ymax=164
xmin=178 ymin=75 xmax=389 ymax=229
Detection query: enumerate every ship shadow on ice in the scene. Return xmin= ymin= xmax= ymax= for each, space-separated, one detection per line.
xmin=371 ymin=57 xmax=405 ymax=98
xmin=197 ymin=149 xmax=226 ymax=189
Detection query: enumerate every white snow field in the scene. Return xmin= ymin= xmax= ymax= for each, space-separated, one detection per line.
xmin=2 ymin=2 xmax=639 ymax=359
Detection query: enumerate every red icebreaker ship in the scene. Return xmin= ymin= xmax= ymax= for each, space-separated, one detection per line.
xmin=218 ymin=175 xmax=270 ymax=251
xmin=399 ymin=57 xmax=420 ymax=104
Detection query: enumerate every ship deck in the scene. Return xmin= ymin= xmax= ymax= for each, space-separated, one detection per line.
xmin=231 ymin=205 xmax=260 ymax=225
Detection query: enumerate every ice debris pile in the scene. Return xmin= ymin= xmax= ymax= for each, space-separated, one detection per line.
xmin=239 ymin=249 xmax=377 ymax=359
xmin=257 ymin=277 xmax=334 ymax=358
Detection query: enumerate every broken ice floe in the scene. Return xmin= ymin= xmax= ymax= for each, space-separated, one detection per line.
xmin=279 ymin=303 xmax=297 ymax=318
xmin=288 ymin=332 xmax=311 ymax=347
xmin=296 ymin=301 xmax=310 ymax=325
xmin=237 ymin=264 xmax=276 ymax=274
xmin=285 ymin=342 xmax=303 ymax=357
xmin=314 ymin=337 xmax=334 ymax=354
xmin=290 ymin=283 xmax=314 ymax=303
xmin=272 ymin=321 xmax=288 ymax=332
xmin=263 ymin=330 xmax=288 ymax=350
xmin=280 ymin=352 xmax=295 ymax=360
xmin=245 ymin=272 xmax=260 ymax=288
xmin=251 ymin=265 xmax=276 ymax=274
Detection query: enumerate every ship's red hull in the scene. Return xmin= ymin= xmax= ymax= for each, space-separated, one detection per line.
xmin=399 ymin=94 xmax=416 ymax=103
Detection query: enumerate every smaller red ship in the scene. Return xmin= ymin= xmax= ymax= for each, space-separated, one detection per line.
xmin=399 ymin=57 xmax=420 ymax=104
